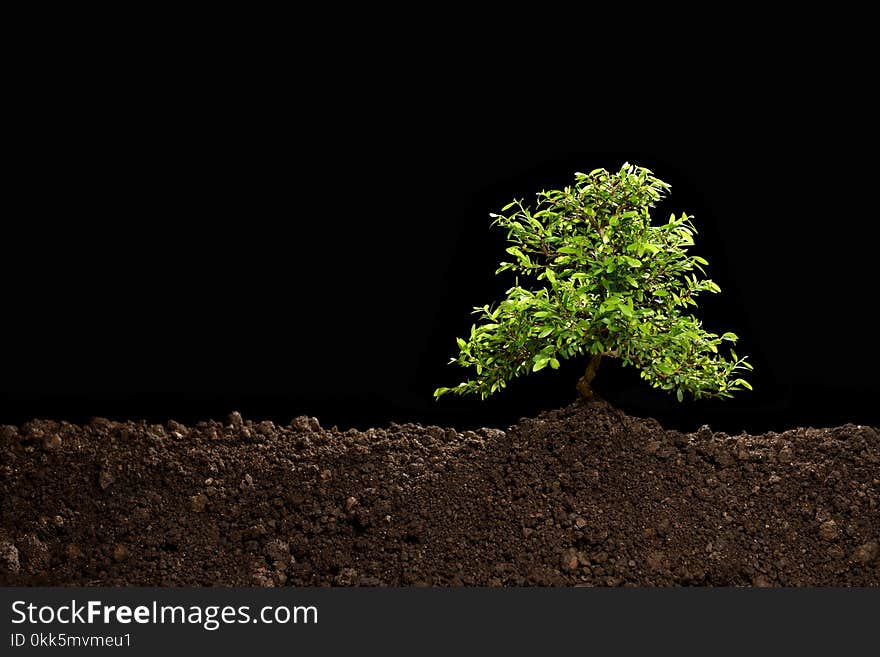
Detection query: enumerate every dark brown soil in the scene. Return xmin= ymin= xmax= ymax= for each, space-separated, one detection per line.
xmin=1 ymin=400 xmax=877 ymax=586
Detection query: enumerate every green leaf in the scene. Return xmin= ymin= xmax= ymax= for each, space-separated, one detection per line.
xmin=656 ymin=362 xmax=674 ymax=375
xmin=676 ymin=388 xmax=684 ymax=402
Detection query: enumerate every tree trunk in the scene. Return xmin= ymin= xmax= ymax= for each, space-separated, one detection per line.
xmin=576 ymin=355 xmax=602 ymax=399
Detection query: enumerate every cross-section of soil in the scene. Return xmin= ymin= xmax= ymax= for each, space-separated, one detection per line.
xmin=1 ymin=400 xmax=877 ymax=586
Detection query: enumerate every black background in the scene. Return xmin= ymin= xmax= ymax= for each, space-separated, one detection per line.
xmin=4 ymin=55 xmax=878 ymax=434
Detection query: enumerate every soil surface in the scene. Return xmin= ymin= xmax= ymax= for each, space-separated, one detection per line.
xmin=1 ymin=400 xmax=878 ymax=586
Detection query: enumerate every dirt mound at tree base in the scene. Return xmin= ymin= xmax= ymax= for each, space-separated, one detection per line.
xmin=1 ymin=400 xmax=878 ymax=586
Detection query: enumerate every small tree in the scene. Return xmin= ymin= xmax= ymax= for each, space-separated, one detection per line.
xmin=434 ymin=163 xmax=752 ymax=402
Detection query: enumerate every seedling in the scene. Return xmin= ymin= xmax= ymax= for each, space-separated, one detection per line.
xmin=435 ymin=164 xmax=752 ymax=401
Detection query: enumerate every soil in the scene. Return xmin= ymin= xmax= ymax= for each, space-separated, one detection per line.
xmin=1 ymin=400 xmax=877 ymax=586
